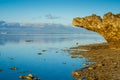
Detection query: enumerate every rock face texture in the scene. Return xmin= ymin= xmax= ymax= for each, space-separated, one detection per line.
xmin=72 ymin=12 xmax=120 ymax=49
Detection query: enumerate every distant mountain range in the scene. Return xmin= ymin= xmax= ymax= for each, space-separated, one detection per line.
xmin=0 ymin=21 xmax=94 ymax=34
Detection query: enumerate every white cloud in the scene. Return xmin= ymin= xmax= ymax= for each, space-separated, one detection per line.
xmin=45 ymin=14 xmax=60 ymax=19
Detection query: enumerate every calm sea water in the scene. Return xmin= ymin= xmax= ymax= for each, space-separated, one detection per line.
xmin=0 ymin=34 xmax=105 ymax=80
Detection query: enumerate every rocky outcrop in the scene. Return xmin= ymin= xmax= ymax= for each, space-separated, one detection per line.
xmin=72 ymin=12 xmax=120 ymax=49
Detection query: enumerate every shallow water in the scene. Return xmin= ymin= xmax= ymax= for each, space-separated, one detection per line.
xmin=0 ymin=34 xmax=105 ymax=80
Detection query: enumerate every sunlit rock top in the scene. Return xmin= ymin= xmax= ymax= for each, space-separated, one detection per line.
xmin=73 ymin=12 xmax=120 ymax=49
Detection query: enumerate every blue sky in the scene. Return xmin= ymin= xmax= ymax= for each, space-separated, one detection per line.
xmin=0 ymin=0 xmax=120 ymax=25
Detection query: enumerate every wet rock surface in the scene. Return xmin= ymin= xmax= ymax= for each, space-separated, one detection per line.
xmin=19 ymin=74 xmax=41 ymax=80
xmin=72 ymin=43 xmax=120 ymax=80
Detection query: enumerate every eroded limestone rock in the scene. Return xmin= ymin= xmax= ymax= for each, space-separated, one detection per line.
xmin=72 ymin=12 xmax=120 ymax=49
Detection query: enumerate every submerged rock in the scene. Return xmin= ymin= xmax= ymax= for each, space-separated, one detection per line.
xmin=62 ymin=62 xmax=66 ymax=64
xmin=9 ymin=67 xmax=18 ymax=70
xmin=42 ymin=50 xmax=46 ymax=52
xmin=8 ymin=57 xmax=14 ymax=60
xmin=37 ymin=52 xmax=42 ymax=55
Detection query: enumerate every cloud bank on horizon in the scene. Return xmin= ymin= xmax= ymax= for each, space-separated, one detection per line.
xmin=0 ymin=20 xmax=68 ymax=28
xmin=0 ymin=0 xmax=120 ymax=26
xmin=0 ymin=20 xmax=94 ymax=34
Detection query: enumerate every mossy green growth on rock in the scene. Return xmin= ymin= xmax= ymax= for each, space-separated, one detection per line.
xmin=72 ymin=12 xmax=120 ymax=49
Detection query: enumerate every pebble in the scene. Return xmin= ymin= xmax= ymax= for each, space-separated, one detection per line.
xmin=78 ymin=55 xmax=84 ymax=58
xmin=88 ymin=67 xmax=93 ymax=70
xmin=77 ymin=78 xmax=82 ymax=80
xmin=97 ymin=64 xmax=102 ymax=67
xmin=72 ymin=71 xmax=79 ymax=77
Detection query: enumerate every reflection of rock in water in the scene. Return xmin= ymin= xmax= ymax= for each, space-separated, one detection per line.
xmin=73 ymin=12 xmax=120 ymax=49
xmin=25 ymin=40 xmax=33 ymax=42
xmin=8 ymin=57 xmax=14 ymax=60
xmin=0 ymin=68 xmax=3 ymax=72
xmin=0 ymin=35 xmax=79 ymax=45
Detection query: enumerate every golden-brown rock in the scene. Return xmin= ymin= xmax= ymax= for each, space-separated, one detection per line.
xmin=73 ymin=12 xmax=120 ymax=49
xmin=72 ymin=71 xmax=79 ymax=77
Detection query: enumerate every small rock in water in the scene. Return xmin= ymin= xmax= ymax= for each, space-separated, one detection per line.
xmin=28 ymin=74 xmax=34 ymax=79
xmin=19 ymin=74 xmax=40 ymax=80
xmin=9 ymin=67 xmax=18 ymax=70
xmin=26 ymin=76 xmax=32 ymax=80
xmin=71 ymin=55 xmax=77 ymax=58
xmin=78 ymin=55 xmax=84 ymax=58
xmin=76 ymin=42 xmax=79 ymax=45
xmin=25 ymin=40 xmax=33 ymax=42
xmin=72 ymin=71 xmax=79 ymax=77
xmin=83 ymin=64 xmax=87 ymax=67
xmin=19 ymin=76 xmax=26 ymax=79
xmin=37 ymin=52 xmax=42 ymax=55
xmin=56 ymin=51 xmax=58 ymax=53
xmin=42 ymin=50 xmax=46 ymax=52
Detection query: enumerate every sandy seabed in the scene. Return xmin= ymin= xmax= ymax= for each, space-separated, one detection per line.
xmin=71 ymin=43 xmax=120 ymax=80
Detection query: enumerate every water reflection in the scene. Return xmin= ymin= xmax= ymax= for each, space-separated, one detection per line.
xmin=0 ymin=34 xmax=105 ymax=46
xmin=0 ymin=34 xmax=105 ymax=80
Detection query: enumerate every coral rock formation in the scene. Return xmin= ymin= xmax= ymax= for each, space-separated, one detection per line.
xmin=72 ymin=12 xmax=120 ymax=49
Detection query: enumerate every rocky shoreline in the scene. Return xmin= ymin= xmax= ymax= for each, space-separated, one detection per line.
xmin=71 ymin=43 xmax=120 ymax=80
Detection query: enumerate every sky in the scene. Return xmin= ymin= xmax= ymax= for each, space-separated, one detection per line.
xmin=0 ymin=0 xmax=120 ymax=25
